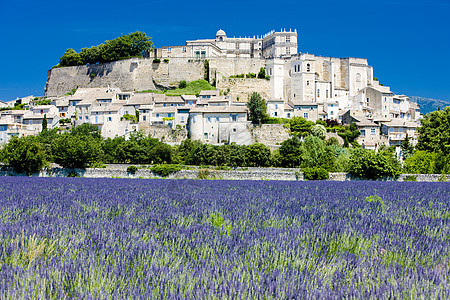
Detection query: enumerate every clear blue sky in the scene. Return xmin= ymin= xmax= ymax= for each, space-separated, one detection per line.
xmin=0 ymin=0 xmax=449 ymax=102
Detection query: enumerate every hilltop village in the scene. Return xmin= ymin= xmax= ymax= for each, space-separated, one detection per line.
xmin=1 ymin=29 xmax=422 ymax=149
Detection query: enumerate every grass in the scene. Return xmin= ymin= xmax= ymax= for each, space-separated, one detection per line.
xmin=138 ymin=79 xmax=215 ymax=96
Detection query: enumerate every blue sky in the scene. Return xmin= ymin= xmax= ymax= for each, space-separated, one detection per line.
xmin=0 ymin=0 xmax=449 ymax=101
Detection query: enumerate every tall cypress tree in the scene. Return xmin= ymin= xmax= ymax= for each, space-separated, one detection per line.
xmin=42 ymin=114 xmax=48 ymax=132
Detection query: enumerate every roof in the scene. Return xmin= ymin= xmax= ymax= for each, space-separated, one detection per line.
xmin=23 ymin=114 xmax=57 ymax=120
xmin=127 ymin=94 xmax=154 ymax=105
xmin=91 ymin=104 xmax=123 ymax=112
xmin=190 ymin=106 xmax=248 ymax=114
xmin=138 ymin=105 xmax=153 ymax=110
xmin=216 ymin=29 xmax=226 ymax=36
xmin=382 ymin=120 xmax=420 ymax=128
xmin=290 ymin=101 xmax=318 ymax=107
xmin=181 ymin=94 xmax=198 ymax=101
xmin=284 ymin=103 xmax=294 ymax=110
xmin=266 ymin=99 xmax=284 ymax=103
xmin=367 ymin=85 xmax=392 ymax=95
xmin=356 ymin=119 xmax=378 ymax=127
xmin=154 ymin=96 xmax=184 ymax=104
xmin=55 ymin=99 xmax=69 ymax=107
xmin=32 ymin=105 xmax=53 ymax=110
xmin=154 ymin=107 xmax=177 ymax=113
xmin=199 ymin=90 xmax=219 ymax=96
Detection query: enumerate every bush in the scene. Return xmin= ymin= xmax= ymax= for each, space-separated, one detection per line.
xmin=302 ymin=167 xmax=329 ymax=180
xmin=163 ymin=59 xmax=169 ymax=63
xmin=1 ymin=136 xmax=46 ymax=175
xmin=179 ymin=80 xmax=187 ymax=89
xmin=127 ymin=165 xmax=138 ymax=174
xmin=348 ymin=148 xmax=401 ymax=180
xmin=151 ymin=164 xmax=181 ymax=177
xmin=153 ymin=58 xmax=161 ymax=63
xmin=403 ymin=175 xmax=417 ymax=182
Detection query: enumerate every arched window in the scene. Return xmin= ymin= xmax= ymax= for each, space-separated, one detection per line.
xmin=306 ymin=64 xmax=311 ymax=72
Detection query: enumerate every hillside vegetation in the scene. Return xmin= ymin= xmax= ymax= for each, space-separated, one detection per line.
xmin=54 ymin=31 xmax=153 ymax=68
xmin=138 ymin=79 xmax=215 ymax=96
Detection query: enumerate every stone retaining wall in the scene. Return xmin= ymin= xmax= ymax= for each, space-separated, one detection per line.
xmin=1 ymin=166 xmax=449 ymax=182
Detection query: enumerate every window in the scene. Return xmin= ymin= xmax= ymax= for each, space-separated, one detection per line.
xmin=216 ymin=116 xmax=219 ymax=122
xmin=204 ymin=133 xmax=208 ymax=139
xmin=287 ymin=113 xmax=291 ymax=118
xmin=181 ymin=116 xmax=185 ymax=122
xmin=275 ymin=104 xmax=278 ymax=109
xmin=208 ymin=116 xmax=211 ymax=123
xmin=193 ymin=115 xmax=196 ymax=122
xmin=195 ymin=51 xmax=200 ymax=58
xmin=233 ymin=128 xmax=237 ymax=132
xmin=286 ymin=36 xmax=290 ymax=43
xmin=168 ymin=113 xmax=172 ymax=118
xmin=143 ymin=116 xmax=146 ymax=121
xmin=235 ymin=43 xmax=239 ymax=50
xmin=360 ymin=130 xmax=366 ymax=137
xmin=232 ymin=114 xmax=237 ymax=122
xmin=371 ymin=128 xmax=376 ymax=135
xmin=182 ymin=47 xmax=186 ymax=52
xmin=366 ymin=97 xmax=370 ymax=103
xmin=326 ymin=90 xmax=329 ymax=98
xmin=201 ymin=51 xmax=206 ymax=58
xmin=156 ymin=114 xmax=159 ymax=118
xmin=274 ymin=112 xmax=278 ymax=117
xmin=307 ymin=81 xmax=309 ymax=86
xmin=108 ymin=117 xmax=112 ymax=122
xmin=306 ymin=64 xmax=310 ymax=72
xmin=304 ymin=113 xmax=308 ymax=118
xmin=168 ymin=47 xmax=171 ymax=53
xmin=317 ymin=89 xmax=320 ymax=98
xmin=85 ymin=116 xmax=88 ymax=121
xmin=286 ymin=47 xmax=290 ymax=55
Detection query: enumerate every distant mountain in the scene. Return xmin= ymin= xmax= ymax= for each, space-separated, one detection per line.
xmin=409 ymin=96 xmax=450 ymax=115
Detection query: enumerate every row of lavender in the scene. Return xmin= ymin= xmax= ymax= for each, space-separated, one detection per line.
xmin=0 ymin=178 xmax=449 ymax=298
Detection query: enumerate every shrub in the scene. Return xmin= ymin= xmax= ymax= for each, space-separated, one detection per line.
xmin=153 ymin=58 xmax=161 ymax=63
xmin=438 ymin=174 xmax=448 ymax=182
xmin=302 ymin=167 xmax=329 ymax=180
xmin=151 ymin=164 xmax=182 ymax=177
xmin=404 ymin=175 xmax=417 ymax=182
xmin=179 ymin=80 xmax=187 ymax=89
xmin=127 ymin=165 xmax=138 ymax=174
xmin=163 ymin=59 xmax=169 ymax=63
xmin=59 ymin=118 xmax=71 ymax=124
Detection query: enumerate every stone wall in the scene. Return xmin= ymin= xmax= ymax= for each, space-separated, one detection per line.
xmin=250 ymin=124 xmax=290 ymax=146
xmin=216 ymin=78 xmax=270 ymax=102
xmin=2 ymin=165 xmax=449 ymax=182
xmin=138 ymin=123 xmax=187 ymax=143
xmin=46 ymin=57 xmax=266 ymax=97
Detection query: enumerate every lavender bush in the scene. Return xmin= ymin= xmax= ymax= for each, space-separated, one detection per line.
xmin=0 ymin=177 xmax=448 ymax=299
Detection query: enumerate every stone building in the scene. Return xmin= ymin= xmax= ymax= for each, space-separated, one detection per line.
xmin=155 ymin=29 xmax=298 ymax=59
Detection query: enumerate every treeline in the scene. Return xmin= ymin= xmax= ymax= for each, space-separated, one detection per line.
xmin=0 ymin=123 xmax=402 ymax=180
xmin=55 ymin=31 xmax=153 ymax=67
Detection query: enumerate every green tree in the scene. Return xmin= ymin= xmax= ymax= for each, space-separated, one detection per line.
xmin=52 ymin=134 xmax=103 ymax=169
xmin=246 ymin=143 xmax=271 ymax=167
xmin=257 ymin=67 xmax=266 ymax=79
xmin=246 ymin=92 xmax=269 ymax=125
xmin=338 ymin=123 xmax=360 ymax=147
xmin=59 ymin=48 xmax=82 ymax=67
xmin=300 ymin=135 xmax=337 ymax=171
xmin=400 ymin=133 xmax=415 ymax=159
xmin=284 ymin=117 xmax=315 ymax=137
xmin=417 ymin=107 xmax=450 ymax=155
xmin=310 ymin=124 xmax=326 ymax=140
xmin=278 ymin=137 xmax=305 ymax=167
xmin=348 ymin=148 xmax=401 ymax=180
xmin=41 ymin=114 xmax=48 ymax=132
xmin=1 ymin=136 xmax=46 ymax=175
xmin=403 ymin=150 xmax=437 ymax=174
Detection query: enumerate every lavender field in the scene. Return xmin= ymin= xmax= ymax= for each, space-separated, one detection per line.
xmin=0 ymin=177 xmax=449 ymax=299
